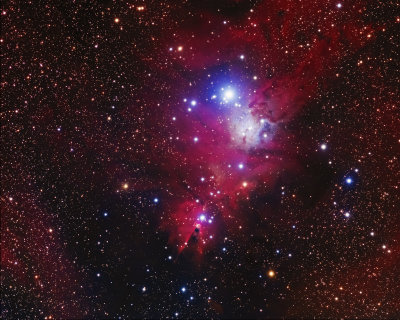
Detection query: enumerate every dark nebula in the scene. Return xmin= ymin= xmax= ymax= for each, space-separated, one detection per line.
xmin=1 ymin=0 xmax=399 ymax=318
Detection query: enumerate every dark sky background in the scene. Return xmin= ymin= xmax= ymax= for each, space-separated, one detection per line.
xmin=1 ymin=0 xmax=399 ymax=318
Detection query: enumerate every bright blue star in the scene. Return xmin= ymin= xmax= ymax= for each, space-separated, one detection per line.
xmin=221 ymin=87 xmax=235 ymax=103
xmin=224 ymin=89 xmax=234 ymax=99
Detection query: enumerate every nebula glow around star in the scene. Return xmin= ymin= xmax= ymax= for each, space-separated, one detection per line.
xmin=1 ymin=0 xmax=399 ymax=319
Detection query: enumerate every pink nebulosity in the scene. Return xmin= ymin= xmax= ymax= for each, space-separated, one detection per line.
xmin=147 ymin=0 xmax=383 ymax=261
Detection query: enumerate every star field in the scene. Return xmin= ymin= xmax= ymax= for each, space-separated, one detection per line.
xmin=1 ymin=0 xmax=399 ymax=318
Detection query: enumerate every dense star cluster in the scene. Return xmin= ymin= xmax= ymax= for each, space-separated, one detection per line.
xmin=1 ymin=0 xmax=399 ymax=318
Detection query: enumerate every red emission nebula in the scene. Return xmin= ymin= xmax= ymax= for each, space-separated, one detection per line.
xmin=1 ymin=0 xmax=399 ymax=318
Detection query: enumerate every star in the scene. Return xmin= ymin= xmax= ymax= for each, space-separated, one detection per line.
xmin=268 ymin=270 xmax=276 ymax=278
xmin=346 ymin=177 xmax=353 ymax=184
